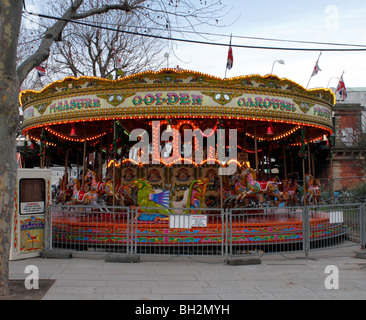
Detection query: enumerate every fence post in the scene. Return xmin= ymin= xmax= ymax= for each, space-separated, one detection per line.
xmin=131 ymin=206 xmax=136 ymax=255
xmin=224 ymin=208 xmax=229 ymax=262
xmin=45 ymin=205 xmax=52 ymax=251
xmin=126 ymin=206 xmax=130 ymax=255
xmin=361 ymin=203 xmax=366 ymax=250
xmin=302 ymin=205 xmax=310 ymax=257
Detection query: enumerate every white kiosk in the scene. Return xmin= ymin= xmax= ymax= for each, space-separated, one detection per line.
xmin=10 ymin=169 xmax=52 ymax=260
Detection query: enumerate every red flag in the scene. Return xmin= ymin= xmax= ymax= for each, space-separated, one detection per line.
xmin=311 ymin=61 xmax=321 ymax=77
xmin=226 ymin=46 xmax=233 ymax=70
xmin=311 ymin=52 xmax=322 ymax=77
xmin=36 ymin=65 xmax=46 ymax=77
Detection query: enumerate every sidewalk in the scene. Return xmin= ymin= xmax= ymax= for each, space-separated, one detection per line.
xmin=8 ymin=246 xmax=366 ymax=300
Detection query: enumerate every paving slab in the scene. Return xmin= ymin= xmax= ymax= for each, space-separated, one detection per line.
xmin=7 ymin=245 xmax=366 ymax=301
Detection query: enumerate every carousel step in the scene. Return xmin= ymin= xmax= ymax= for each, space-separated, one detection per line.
xmin=105 ymin=253 xmax=140 ymax=263
xmin=226 ymin=257 xmax=261 ymax=266
xmin=355 ymin=251 xmax=366 ymax=259
xmin=40 ymin=250 xmax=72 ymax=259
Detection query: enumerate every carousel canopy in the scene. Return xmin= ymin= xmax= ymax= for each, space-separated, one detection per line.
xmin=20 ymin=69 xmax=335 ymax=145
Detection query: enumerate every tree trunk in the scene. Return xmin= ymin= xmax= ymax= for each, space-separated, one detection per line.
xmin=0 ymin=0 xmax=23 ymax=296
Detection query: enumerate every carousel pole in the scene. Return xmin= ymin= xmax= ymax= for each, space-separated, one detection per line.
xmin=40 ymin=127 xmax=45 ymax=169
xmin=307 ymin=142 xmax=312 ymax=176
xmin=302 ymin=149 xmax=310 ymax=257
xmin=64 ymin=148 xmax=69 ymax=183
xmin=83 ymin=136 xmax=87 ymax=185
xmin=220 ymin=163 xmax=223 ymax=209
xmin=254 ymin=126 xmax=259 ymax=175
xmin=77 ymin=153 xmax=80 ymax=181
xmin=99 ymin=140 xmax=103 ymax=182
xmin=218 ymin=119 xmax=224 ymax=209
xmin=112 ymin=121 xmax=117 ymax=209
xmin=283 ymin=146 xmax=288 ymax=179
xmin=299 ymin=127 xmax=307 ymax=204
xmin=268 ymin=141 xmax=271 ymax=180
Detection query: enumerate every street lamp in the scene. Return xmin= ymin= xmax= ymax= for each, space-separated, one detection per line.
xmin=327 ymin=77 xmax=339 ymax=88
xmin=271 ymin=59 xmax=285 ymax=74
xmin=164 ymin=53 xmax=170 ymax=68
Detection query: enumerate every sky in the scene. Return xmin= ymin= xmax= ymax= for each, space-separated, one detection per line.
xmin=23 ymin=0 xmax=366 ymax=90
xmin=166 ymin=0 xmax=366 ymax=90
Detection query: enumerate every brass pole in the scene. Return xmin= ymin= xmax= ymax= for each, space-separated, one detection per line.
xmin=308 ymin=142 xmax=312 ymax=176
xmin=83 ymin=137 xmax=87 ymax=184
xmin=283 ymin=146 xmax=287 ymax=179
xmin=255 ymin=126 xmax=258 ymax=175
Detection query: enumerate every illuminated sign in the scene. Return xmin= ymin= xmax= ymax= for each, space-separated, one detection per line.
xmin=49 ymin=98 xmax=101 ymax=113
xmin=131 ymin=93 xmax=203 ymax=106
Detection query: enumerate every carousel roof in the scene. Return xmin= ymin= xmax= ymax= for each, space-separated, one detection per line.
xmin=20 ymin=69 xmax=335 ymax=143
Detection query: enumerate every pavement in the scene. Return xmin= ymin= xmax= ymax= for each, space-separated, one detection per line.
xmin=8 ymin=245 xmax=366 ymax=301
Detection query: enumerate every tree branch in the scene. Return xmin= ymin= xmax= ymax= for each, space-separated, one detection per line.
xmin=70 ymin=1 xmax=141 ymax=20
xmin=17 ymin=0 xmax=84 ymax=84
xmin=16 ymin=0 xmax=145 ymax=84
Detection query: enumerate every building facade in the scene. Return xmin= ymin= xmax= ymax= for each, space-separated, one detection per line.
xmin=331 ymin=88 xmax=366 ymax=191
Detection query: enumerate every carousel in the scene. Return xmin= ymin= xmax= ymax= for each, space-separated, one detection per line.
xmin=20 ymin=69 xmax=340 ymax=249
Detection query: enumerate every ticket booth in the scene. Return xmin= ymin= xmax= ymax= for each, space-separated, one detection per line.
xmin=10 ymin=169 xmax=52 ymax=261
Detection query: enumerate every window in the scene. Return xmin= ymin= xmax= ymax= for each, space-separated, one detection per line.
xmin=19 ymin=179 xmax=45 ymax=215
xmin=362 ymin=110 xmax=366 ymax=133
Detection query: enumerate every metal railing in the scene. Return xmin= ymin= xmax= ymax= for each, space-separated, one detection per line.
xmin=46 ymin=203 xmax=366 ymax=258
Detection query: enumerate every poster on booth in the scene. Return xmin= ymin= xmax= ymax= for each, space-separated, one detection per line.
xmin=20 ymin=201 xmax=45 ymax=215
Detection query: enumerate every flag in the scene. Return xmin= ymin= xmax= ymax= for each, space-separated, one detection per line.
xmin=226 ymin=46 xmax=233 ymax=70
xmin=311 ymin=52 xmax=322 ymax=77
xmin=337 ymin=73 xmax=347 ymax=100
xmin=311 ymin=60 xmax=321 ymax=77
xmin=306 ymin=52 xmax=322 ymax=89
xmin=115 ymin=54 xmax=122 ymax=69
xmin=36 ymin=65 xmax=46 ymax=78
xmin=113 ymin=49 xmax=122 ymax=69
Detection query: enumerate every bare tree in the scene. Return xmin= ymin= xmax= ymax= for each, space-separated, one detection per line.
xmin=18 ymin=0 xmax=228 ymax=87
xmin=1 ymin=0 xmax=228 ymax=295
xmin=21 ymin=1 xmax=167 ymax=85
xmin=50 ymin=13 xmax=164 ymax=79
xmin=0 ymin=0 xmax=23 ymax=296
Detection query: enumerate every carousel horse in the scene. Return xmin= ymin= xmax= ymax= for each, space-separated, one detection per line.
xmin=304 ymin=174 xmax=321 ymax=205
xmin=220 ymin=173 xmax=248 ymax=207
xmin=84 ymin=169 xmax=122 ymax=206
xmin=66 ymin=178 xmax=99 ymax=206
xmin=236 ymin=167 xmax=284 ymax=205
xmin=55 ymin=177 xmax=74 ymax=204
xmin=281 ymin=179 xmax=300 ymax=207
xmin=116 ymin=183 xmax=137 ymax=207
xmin=218 ymin=180 xmax=235 ymax=201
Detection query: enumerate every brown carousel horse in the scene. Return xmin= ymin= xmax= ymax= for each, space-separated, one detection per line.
xmin=116 ymin=183 xmax=137 ymax=207
xmin=66 ymin=178 xmax=99 ymax=206
xmin=83 ymin=170 xmax=120 ymax=205
xmin=236 ymin=167 xmax=284 ymax=206
xmin=281 ymin=179 xmax=300 ymax=207
xmin=55 ymin=176 xmax=74 ymax=204
xmin=304 ymin=174 xmax=321 ymax=205
xmin=84 ymin=169 xmax=138 ymax=207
